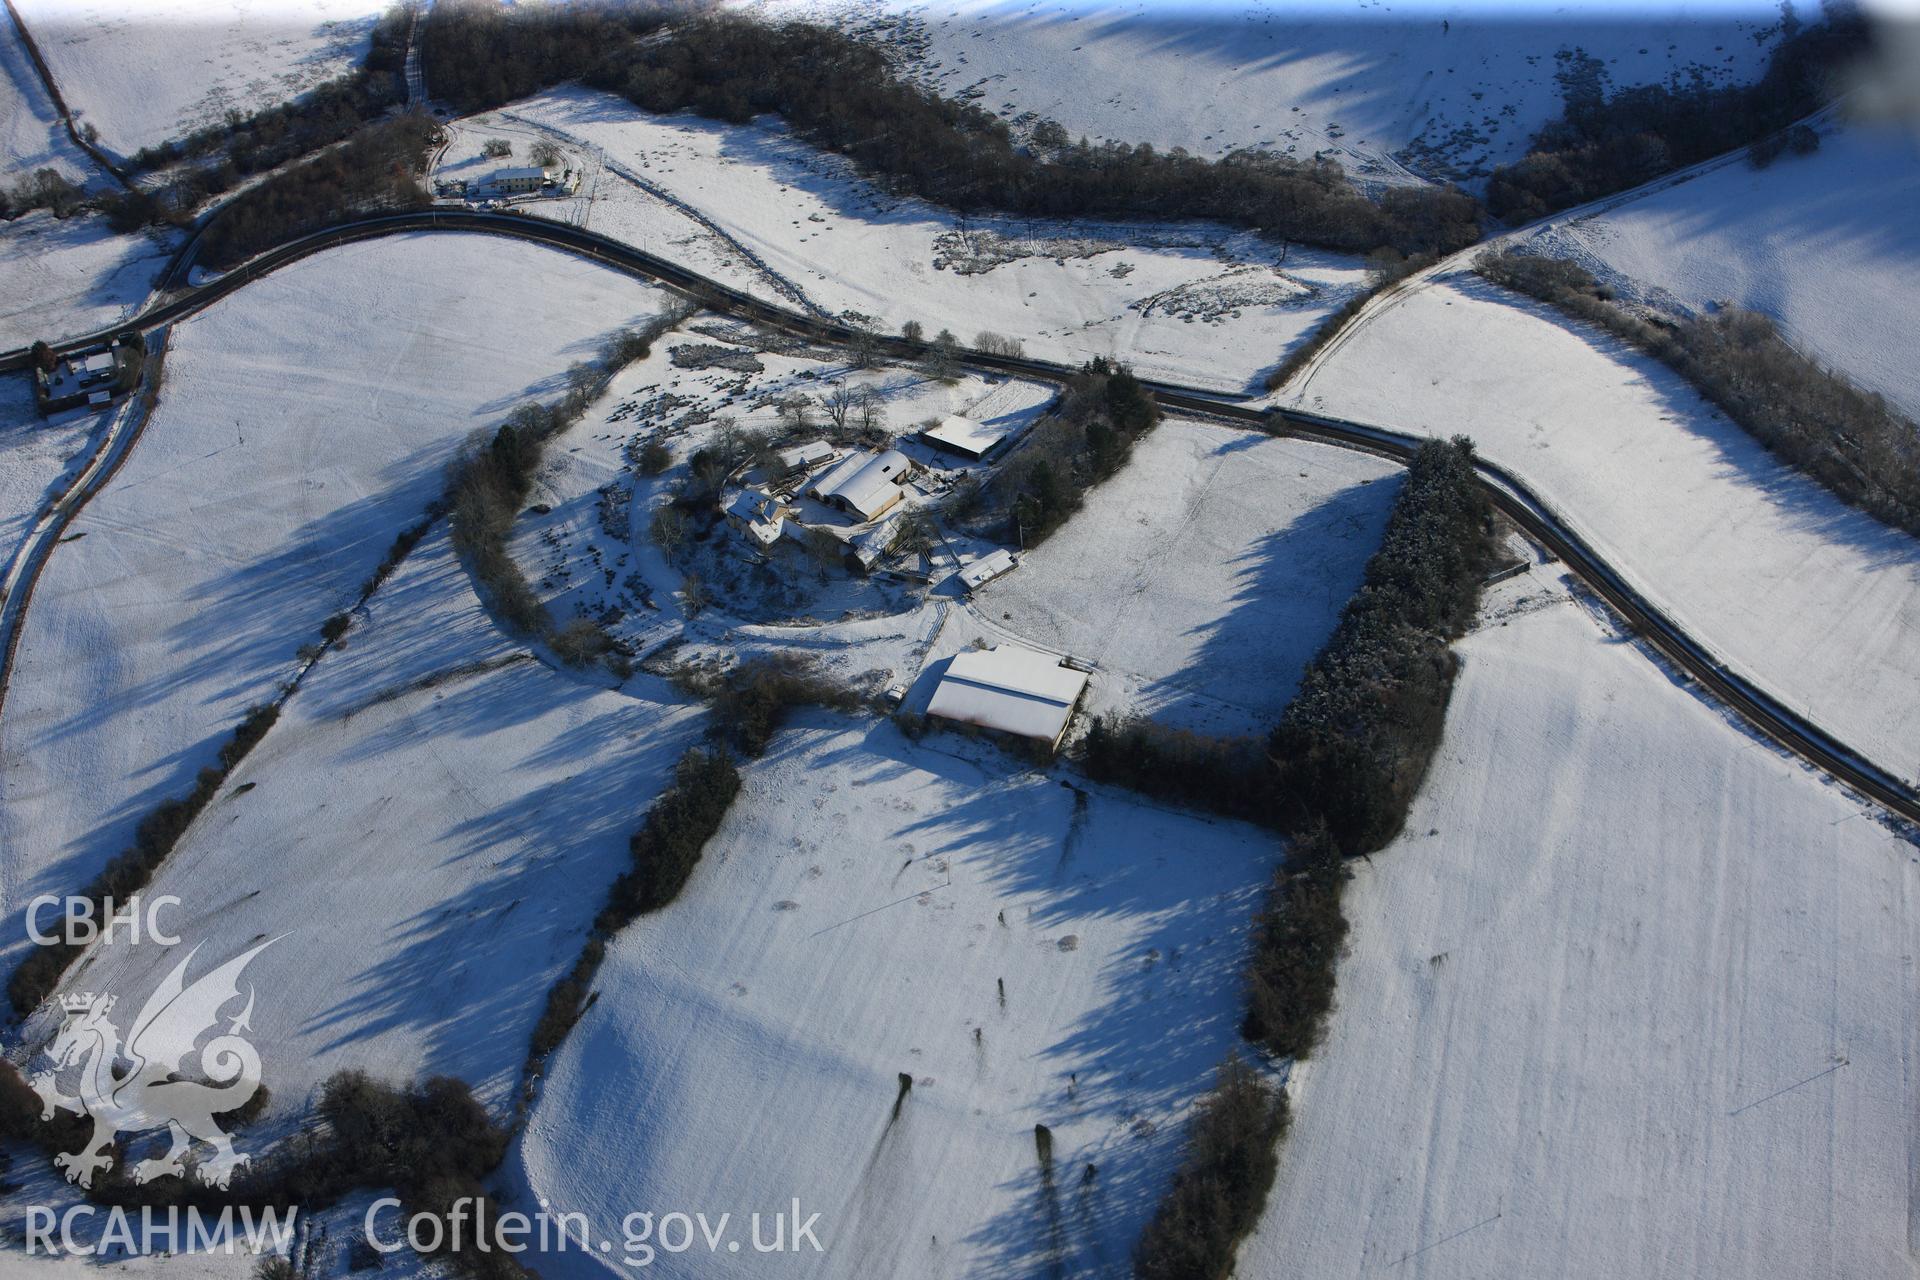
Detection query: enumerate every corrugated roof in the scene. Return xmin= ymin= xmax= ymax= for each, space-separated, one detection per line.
xmin=959 ymin=548 xmax=1016 ymax=591
xmin=927 ymin=644 xmax=1088 ymax=745
xmin=811 ymin=448 xmax=911 ymax=522
xmin=778 ymin=440 xmax=837 ymax=471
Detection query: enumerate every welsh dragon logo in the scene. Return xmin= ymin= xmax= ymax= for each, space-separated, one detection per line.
xmin=28 ymin=940 xmax=272 ymax=1190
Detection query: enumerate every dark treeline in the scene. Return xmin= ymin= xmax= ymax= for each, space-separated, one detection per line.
xmin=0 ymin=1066 xmax=529 ymax=1279
xmin=422 ymin=0 xmax=1481 ymax=259
xmin=1086 ymin=437 xmax=1494 ymax=853
xmin=996 ymin=357 xmax=1161 ymax=545
xmin=1115 ymin=440 xmax=1491 ymax=1278
xmin=526 ymin=653 xmax=855 ymax=1082
xmin=1269 ymin=436 xmax=1494 ymax=851
xmin=130 ymin=5 xmax=412 ymax=186
xmin=197 ymin=113 xmax=438 ymax=269
xmin=447 ymin=305 xmax=690 ymax=659
xmin=420 ymin=0 xmax=697 ymax=110
xmin=1133 ymin=1052 xmax=1288 ymax=1280
xmin=527 ymin=746 xmax=741 ymax=1070
xmin=1478 ymin=249 xmax=1920 ymax=538
xmin=1487 ymin=11 xmax=1869 ymax=221
xmin=678 ymin=652 xmax=865 ymax=757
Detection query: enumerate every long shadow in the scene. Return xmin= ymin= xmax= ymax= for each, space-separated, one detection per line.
xmin=40 ymin=528 xmax=703 ymax=1111
xmin=1456 ymin=273 xmax=1920 ymax=571
xmin=773 ymin=716 xmax=1273 ymax=1277
xmin=1151 ymin=468 xmax=1400 ymax=732
xmin=2 ymin=306 xmax=666 ymax=974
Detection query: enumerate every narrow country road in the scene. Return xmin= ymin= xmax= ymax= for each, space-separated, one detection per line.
xmin=1 ymin=208 xmax=1913 ymax=830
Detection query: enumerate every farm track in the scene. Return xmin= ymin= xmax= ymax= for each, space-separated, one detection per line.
xmin=0 ymin=208 xmax=1914 ymax=830
xmin=0 ymin=329 xmax=169 ymax=727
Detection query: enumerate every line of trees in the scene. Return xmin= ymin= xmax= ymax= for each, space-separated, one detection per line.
xmin=421 ymin=1 xmax=1481 ymax=259
xmin=7 ymin=702 xmax=278 ymax=1015
xmin=447 ymin=304 xmax=693 ymax=664
xmin=1477 ymin=248 xmax=1920 ymax=539
xmin=1115 ymin=438 xmax=1493 ymax=1277
xmin=196 ymin=113 xmax=439 ymax=269
xmin=993 ymin=357 xmax=1161 ymax=545
xmin=1264 ymin=249 xmax=1435 ymax=391
xmin=0 ymin=1064 xmax=529 ymax=1279
xmin=527 ymin=745 xmax=741 ymax=1070
xmin=1085 ymin=437 xmax=1493 ymax=851
xmin=1486 ymin=12 xmax=1869 ymax=222
xmin=1133 ymin=1052 xmax=1288 ymax=1280
xmin=122 ymin=3 xmax=414 ymax=223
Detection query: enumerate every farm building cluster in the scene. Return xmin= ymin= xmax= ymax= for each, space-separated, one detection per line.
xmin=715 ymin=408 xmax=1027 ymax=577
xmin=30 ymin=333 xmax=143 ymax=416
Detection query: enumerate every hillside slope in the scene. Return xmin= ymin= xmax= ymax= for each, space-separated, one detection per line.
xmin=1242 ymin=577 xmax=1918 ymax=1277
xmin=1534 ymin=118 xmax=1920 ymax=421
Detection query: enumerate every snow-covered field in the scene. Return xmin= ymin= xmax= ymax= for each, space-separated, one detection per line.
xmin=1242 ymin=571 xmax=1919 ymax=1278
xmin=1284 ymin=272 xmax=1920 ymax=787
xmin=513 ymin=711 xmax=1278 ymax=1279
xmin=971 ymin=419 xmax=1400 ymax=738
xmin=0 ymin=371 xmax=96 ymax=573
xmin=777 ymin=0 xmax=1784 ymax=184
xmin=53 ymin=524 xmax=706 ymax=1120
xmin=1 ymin=14 xmax=174 ymax=349
xmin=0 ymin=209 xmax=169 ymax=349
xmin=1 ymin=11 xmax=94 ymax=187
xmin=441 ymin=87 xmax=1373 ymax=393
xmin=0 ymin=234 xmax=671 ymax=983
xmin=12 ymin=0 xmax=385 ymax=160
xmin=1533 ymin=117 xmax=1920 ymax=421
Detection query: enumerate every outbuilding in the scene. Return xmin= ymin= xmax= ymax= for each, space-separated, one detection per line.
xmin=776 ymin=440 xmax=838 ymax=479
xmin=919 ymin=414 xmax=1013 ymax=462
xmin=927 ymin=644 xmax=1090 ymax=752
xmin=809 ymin=448 xmax=914 ymax=522
xmin=958 ymin=548 xmax=1016 ymax=594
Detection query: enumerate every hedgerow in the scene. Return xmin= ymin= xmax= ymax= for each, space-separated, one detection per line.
xmin=1477 ymin=248 xmax=1920 ymax=538
xmin=421 ymin=1 xmax=1481 ymax=260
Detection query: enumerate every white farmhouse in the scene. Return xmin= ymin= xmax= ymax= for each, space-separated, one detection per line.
xmin=723 ymin=488 xmax=786 ymax=550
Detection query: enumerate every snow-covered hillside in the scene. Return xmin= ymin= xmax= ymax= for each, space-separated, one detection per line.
xmin=12 ymin=0 xmax=385 ymax=160
xmin=1533 ymin=117 xmax=1920 ymax=421
xmin=441 ymin=87 xmax=1372 ymax=393
xmin=514 ymin=711 xmax=1279 ymax=1279
xmin=0 ymin=13 xmax=167 ymax=348
xmin=55 ymin=525 xmax=706 ymax=1120
xmin=1283 ymin=272 xmax=1920 ymax=788
xmin=0 ymin=235 xmax=669 ymax=984
xmin=0 ymin=209 xmax=169 ymax=349
xmin=970 ymin=420 xmax=1401 ymax=738
xmin=1 ymin=11 xmax=93 ymax=186
xmin=776 ymin=0 xmax=1785 ymax=184
xmin=1242 ymin=572 xmax=1918 ymax=1278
